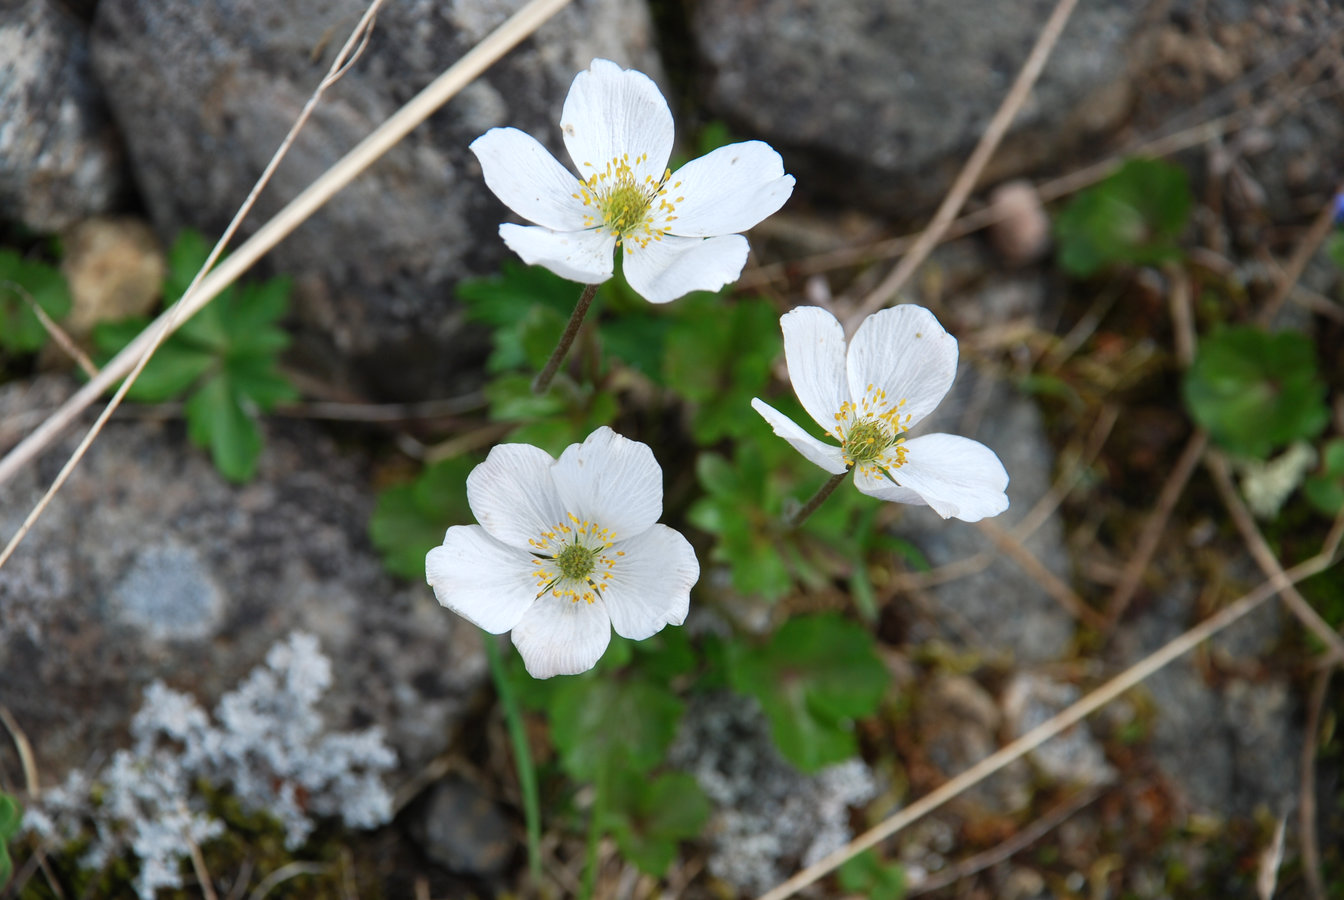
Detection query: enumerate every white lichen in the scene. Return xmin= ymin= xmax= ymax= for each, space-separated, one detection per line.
xmin=25 ymin=631 xmax=396 ymax=898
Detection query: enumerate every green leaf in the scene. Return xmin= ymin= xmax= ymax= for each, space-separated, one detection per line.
xmin=92 ymin=317 xmax=217 ymax=402
xmin=0 ymin=792 xmax=20 ymax=888
xmin=369 ymin=455 xmax=478 ymax=580
xmin=225 ymin=352 xmax=299 ymax=409
xmin=0 ymin=249 xmax=73 ymax=353
xmin=1304 ymin=439 xmax=1344 ymax=517
xmin=838 ymin=850 xmax=906 ymax=900
xmin=664 ymin=295 xmax=781 ymax=442
xmin=602 ymin=770 xmax=710 ymax=876
xmin=1054 ymin=158 xmax=1191 ymax=277
xmin=549 ymin=673 xmax=684 ymax=781
xmin=1182 ymin=326 xmax=1328 ymax=459
xmin=487 ymin=374 xmax=617 ymax=457
xmin=1326 ymin=232 xmax=1344 ymax=271
xmin=185 ymin=376 xmax=263 ymax=482
xmin=729 ymin=613 xmax=887 ymax=771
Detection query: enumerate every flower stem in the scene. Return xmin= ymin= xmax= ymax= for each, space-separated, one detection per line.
xmin=579 ymin=777 xmax=604 ymax=900
xmin=483 ymin=637 xmax=542 ymax=883
xmin=788 ymin=470 xmax=851 ymax=529
xmin=533 ymin=282 xmax=599 ymax=394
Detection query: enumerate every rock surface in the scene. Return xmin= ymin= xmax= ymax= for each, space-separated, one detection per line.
xmin=0 ymin=0 xmax=127 ymax=231
xmin=0 ymin=377 xmax=485 ymax=784
xmin=691 ymin=0 xmax=1137 ymax=212
xmin=89 ymin=0 xmax=661 ymax=399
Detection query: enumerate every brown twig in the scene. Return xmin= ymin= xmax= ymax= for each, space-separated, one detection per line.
xmin=755 ymin=513 xmax=1344 ymax=900
xmin=1205 ymin=450 xmax=1344 ymax=662
xmin=0 ymin=704 xmax=39 ymax=796
xmin=976 ymin=519 xmax=1106 ymax=629
xmin=849 ymin=0 xmax=1081 ymax=325
xmin=1257 ymin=181 xmax=1344 ymax=326
xmin=1104 ymin=429 xmax=1209 ymax=626
xmin=906 ymin=785 xmax=1105 ymax=896
xmin=1299 ymin=664 xmax=1333 ymax=900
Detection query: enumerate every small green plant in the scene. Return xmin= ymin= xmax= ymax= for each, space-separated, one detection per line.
xmin=93 ymin=231 xmax=297 ymax=482
xmin=1182 ymin=326 xmax=1329 ymax=459
xmin=729 ymin=613 xmax=888 ymax=772
xmin=0 ymin=248 xmax=72 ymax=353
xmin=0 ymin=792 xmax=21 ymax=889
xmin=838 ymin=849 xmax=906 ymax=900
xmin=1054 ymin=157 xmax=1192 ymax=277
xmin=1305 ymin=439 xmax=1344 ymax=517
xmin=368 ymin=455 xmax=477 ymax=580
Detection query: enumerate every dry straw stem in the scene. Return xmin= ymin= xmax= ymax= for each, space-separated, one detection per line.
xmin=756 ymin=507 xmax=1344 ymax=900
xmin=847 ymin=0 xmax=1080 ymax=327
xmin=0 ymin=704 xmax=39 ymax=797
xmin=0 ymin=0 xmax=575 ymax=571
xmin=1299 ymin=665 xmax=1333 ymax=900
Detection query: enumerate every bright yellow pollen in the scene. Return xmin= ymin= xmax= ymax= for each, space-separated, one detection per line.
xmin=832 ymin=387 xmax=913 ymax=480
xmin=569 ymin=152 xmax=681 ymax=252
xmin=528 ymin=513 xmax=619 ymax=604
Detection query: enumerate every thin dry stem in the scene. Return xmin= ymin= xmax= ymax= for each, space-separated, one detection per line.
xmin=0 ymin=704 xmax=39 ymax=796
xmin=756 ymin=524 xmax=1344 ymax=900
xmin=848 ymin=0 xmax=1080 ymax=325
xmin=186 ymin=828 xmax=220 ymax=900
xmin=1299 ymin=665 xmax=1333 ymax=900
xmin=247 ymin=862 xmax=330 ymax=900
xmin=975 ymin=519 xmax=1106 ymax=629
xmin=0 ymin=0 xmax=575 ymax=571
xmin=5 ymin=283 xmax=98 ymax=377
xmin=906 ymin=785 xmax=1104 ymax=896
xmin=1257 ymin=179 xmax=1344 ymax=326
xmin=1205 ymin=450 xmax=1344 ymax=662
xmin=1104 ymin=429 xmax=1208 ymax=626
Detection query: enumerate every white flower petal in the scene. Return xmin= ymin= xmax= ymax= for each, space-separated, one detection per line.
xmin=751 ymin=398 xmax=849 ymax=474
xmin=560 ymin=59 xmax=673 ymax=186
xmin=499 ymin=223 xmax=615 ymax=284
xmin=857 ymin=433 xmax=1009 ymax=521
xmin=781 ymin=306 xmax=850 ymax=433
xmin=602 ymin=524 xmax=698 ymax=641
xmin=623 ymin=233 xmax=748 ymax=304
xmin=847 ymin=305 xmax=958 ymax=430
xmin=426 ymin=526 xmax=538 ymax=633
xmin=511 ymin=595 xmax=612 ymax=678
xmin=467 ymin=443 xmax=567 ymax=549
xmin=469 ymin=127 xmax=589 ymax=231
xmin=552 ymin=426 xmax=663 ymax=540
xmin=666 ymin=141 xmax=795 ymax=236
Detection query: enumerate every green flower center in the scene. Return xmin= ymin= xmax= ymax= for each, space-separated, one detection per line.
xmin=573 ymin=154 xmax=684 ymax=251
xmin=832 ymin=385 xmax=914 ymax=479
xmin=528 ymin=513 xmax=624 ymax=604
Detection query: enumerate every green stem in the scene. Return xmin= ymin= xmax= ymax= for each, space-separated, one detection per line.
xmin=533 ymin=283 xmax=599 ymax=394
xmin=579 ymin=778 xmax=604 ymax=900
xmin=483 ymin=638 xmax=542 ymax=883
xmin=788 ymin=469 xmax=851 ymax=529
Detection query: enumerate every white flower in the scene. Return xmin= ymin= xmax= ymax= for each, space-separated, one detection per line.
xmin=751 ymin=305 xmax=1009 ymax=522
xmin=469 ymin=58 xmax=795 ymax=304
xmin=426 ymin=426 xmax=699 ymax=678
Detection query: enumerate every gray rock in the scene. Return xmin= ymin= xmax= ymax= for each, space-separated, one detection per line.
xmin=0 ymin=376 xmax=486 ymax=783
xmin=691 ymin=0 xmax=1136 ymax=212
xmin=0 ymin=0 xmax=127 ymax=231
xmin=1001 ymin=672 xmax=1116 ymax=788
xmin=410 ymin=775 xmax=515 ymax=877
xmin=1111 ymin=578 xmax=1299 ymax=817
xmin=89 ymin=0 xmax=662 ymax=399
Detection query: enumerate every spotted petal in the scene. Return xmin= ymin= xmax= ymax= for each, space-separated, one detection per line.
xmin=560 ymin=59 xmax=673 ymax=188
xmin=847 ymin=305 xmax=958 ymax=430
xmin=668 ymin=141 xmax=796 ymax=237
xmin=751 ymin=398 xmax=849 ymax=474
xmin=855 ymin=433 xmax=1008 ymax=521
xmin=426 ymin=526 xmax=538 ymax=633
xmin=624 ymin=233 xmax=748 ymax=304
xmin=553 ymin=426 xmax=662 ymax=540
xmin=499 ymin=223 xmax=616 ymax=284
xmin=602 ymin=524 xmax=697 ymax=641
xmin=780 ymin=306 xmax=850 ymax=434
xmin=511 ymin=594 xmax=612 ymax=678
xmin=469 ymin=127 xmax=589 ymax=231
xmin=466 ymin=443 xmax=567 ymax=550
